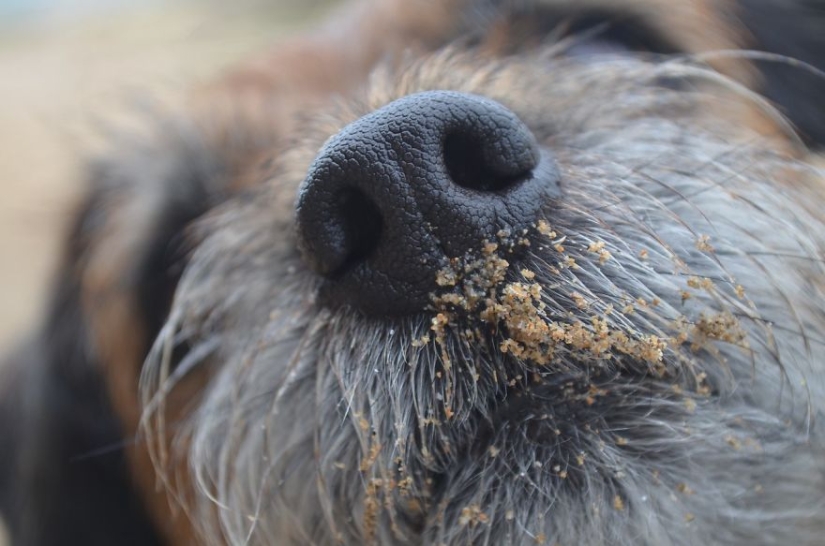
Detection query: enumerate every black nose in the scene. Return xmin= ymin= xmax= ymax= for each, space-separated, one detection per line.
xmin=296 ymin=90 xmax=560 ymax=315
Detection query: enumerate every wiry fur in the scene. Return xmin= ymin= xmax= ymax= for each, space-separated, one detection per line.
xmin=140 ymin=52 xmax=825 ymax=545
xmin=3 ymin=1 xmax=825 ymax=545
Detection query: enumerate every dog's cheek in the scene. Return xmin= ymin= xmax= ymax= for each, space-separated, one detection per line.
xmin=80 ymin=162 xmax=210 ymax=418
xmin=63 ymin=27 xmax=362 ymax=536
xmin=75 ymin=149 xmax=228 ymax=544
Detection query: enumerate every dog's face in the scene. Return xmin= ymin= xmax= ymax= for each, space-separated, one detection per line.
xmin=3 ymin=1 xmax=825 ymax=545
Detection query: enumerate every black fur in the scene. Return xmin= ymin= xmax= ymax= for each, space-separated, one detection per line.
xmin=739 ymin=0 xmax=825 ymax=147
xmin=470 ymin=2 xmax=681 ymax=55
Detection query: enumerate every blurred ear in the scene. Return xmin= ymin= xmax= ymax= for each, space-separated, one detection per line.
xmin=0 ymin=99 xmax=249 ymax=543
xmin=0 ymin=191 xmax=167 ymax=545
xmin=736 ymin=0 xmax=825 ymax=148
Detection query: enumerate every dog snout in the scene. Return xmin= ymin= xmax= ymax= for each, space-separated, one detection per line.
xmin=295 ymin=90 xmax=561 ymax=315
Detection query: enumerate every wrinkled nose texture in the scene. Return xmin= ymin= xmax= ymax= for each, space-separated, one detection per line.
xmin=296 ymin=90 xmax=561 ymax=315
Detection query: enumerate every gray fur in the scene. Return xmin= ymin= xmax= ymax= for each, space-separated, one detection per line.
xmin=141 ymin=52 xmax=825 ymax=545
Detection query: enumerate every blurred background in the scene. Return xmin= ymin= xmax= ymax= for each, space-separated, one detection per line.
xmin=0 ymin=0 xmax=328 ymax=353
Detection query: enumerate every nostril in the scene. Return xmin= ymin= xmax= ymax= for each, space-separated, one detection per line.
xmin=296 ymin=90 xmax=561 ymax=315
xmin=332 ymin=187 xmax=383 ymax=278
xmin=443 ymin=132 xmax=533 ymax=192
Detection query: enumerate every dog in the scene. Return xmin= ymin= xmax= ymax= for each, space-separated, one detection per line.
xmin=2 ymin=0 xmax=825 ymax=544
